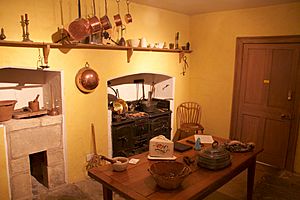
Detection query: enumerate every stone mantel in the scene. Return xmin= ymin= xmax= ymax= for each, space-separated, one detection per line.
xmin=3 ymin=115 xmax=63 ymax=132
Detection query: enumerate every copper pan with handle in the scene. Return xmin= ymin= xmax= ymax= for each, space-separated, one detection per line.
xmin=113 ymin=0 xmax=122 ymax=27
xmin=68 ymin=0 xmax=90 ymax=41
xmin=88 ymin=0 xmax=101 ymax=34
xmin=100 ymin=0 xmax=112 ymax=30
xmin=125 ymin=0 xmax=132 ymax=24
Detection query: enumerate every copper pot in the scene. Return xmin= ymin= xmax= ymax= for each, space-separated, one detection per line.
xmin=100 ymin=0 xmax=112 ymax=30
xmin=100 ymin=15 xmax=112 ymax=30
xmin=68 ymin=0 xmax=90 ymax=41
xmin=88 ymin=16 xmax=101 ymax=34
xmin=113 ymin=0 xmax=122 ymax=27
xmin=125 ymin=0 xmax=132 ymax=24
xmin=75 ymin=62 xmax=99 ymax=93
xmin=88 ymin=0 xmax=102 ymax=34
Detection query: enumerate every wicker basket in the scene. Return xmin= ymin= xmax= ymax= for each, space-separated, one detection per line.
xmin=0 ymin=100 xmax=17 ymax=122
xmin=148 ymin=161 xmax=191 ymax=190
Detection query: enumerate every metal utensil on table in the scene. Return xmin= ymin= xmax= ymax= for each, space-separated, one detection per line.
xmin=125 ymin=0 xmax=132 ymax=24
xmin=68 ymin=0 xmax=90 ymax=41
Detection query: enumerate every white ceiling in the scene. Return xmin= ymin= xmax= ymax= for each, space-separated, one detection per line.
xmin=131 ymin=0 xmax=300 ymax=15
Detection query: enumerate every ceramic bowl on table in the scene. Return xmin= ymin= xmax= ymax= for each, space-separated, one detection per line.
xmin=112 ymin=157 xmax=129 ymax=172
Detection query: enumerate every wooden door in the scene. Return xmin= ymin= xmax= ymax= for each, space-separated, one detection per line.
xmin=231 ymin=36 xmax=300 ymax=170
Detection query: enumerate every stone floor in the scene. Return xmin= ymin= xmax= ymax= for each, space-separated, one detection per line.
xmin=36 ymin=163 xmax=299 ymax=200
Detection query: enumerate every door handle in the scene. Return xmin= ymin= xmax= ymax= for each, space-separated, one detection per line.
xmin=281 ymin=114 xmax=292 ymax=120
xmin=288 ymin=90 xmax=292 ymax=101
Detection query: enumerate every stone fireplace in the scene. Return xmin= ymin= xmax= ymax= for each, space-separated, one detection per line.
xmin=3 ymin=115 xmax=65 ymax=199
xmin=0 ymin=67 xmax=65 ymax=199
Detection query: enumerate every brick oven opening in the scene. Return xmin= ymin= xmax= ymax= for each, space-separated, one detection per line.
xmin=29 ymin=151 xmax=48 ymax=188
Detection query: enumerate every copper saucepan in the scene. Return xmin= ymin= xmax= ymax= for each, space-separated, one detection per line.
xmin=75 ymin=62 xmax=99 ymax=94
xmin=125 ymin=0 xmax=132 ymax=24
xmin=88 ymin=0 xmax=101 ymax=34
xmin=68 ymin=0 xmax=90 ymax=41
xmin=100 ymin=0 xmax=112 ymax=30
xmin=113 ymin=0 xmax=122 ymax=27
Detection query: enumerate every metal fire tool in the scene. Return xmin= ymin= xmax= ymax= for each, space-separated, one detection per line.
xmin=36 ymin=49 xmax=49 ymax=70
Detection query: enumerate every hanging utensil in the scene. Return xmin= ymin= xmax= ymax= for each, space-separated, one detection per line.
xmin=88 ymin=0 xmax=101 ymax=34
xmin=100 ymin=0 xmax=112 ymax=30
xmin=68 ymin=0 xmax=90 ymax=41
xmin=75 ymin=62 xmax=99 ymax=94
xmin=113 ymin=0 xmax=122 ymax=27
xmin=125 ymin=0 xmax=132 ymax=24
xmin=52 ymin=0 xmax=72 ymax=44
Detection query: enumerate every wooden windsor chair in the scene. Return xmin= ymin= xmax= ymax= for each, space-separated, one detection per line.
xmin=175 ymin=102 xmax=204 ymax=140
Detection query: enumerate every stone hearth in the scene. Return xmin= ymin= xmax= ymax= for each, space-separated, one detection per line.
xmin=3 ymin=115 xmax=65 ymax=200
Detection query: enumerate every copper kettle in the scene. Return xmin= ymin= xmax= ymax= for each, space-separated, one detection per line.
xmin=75 ymin=62 xmax=99 ymax=93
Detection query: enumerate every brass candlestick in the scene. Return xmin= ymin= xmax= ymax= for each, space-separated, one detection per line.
xmin=20 ymin=14 xmax=32 ymax=42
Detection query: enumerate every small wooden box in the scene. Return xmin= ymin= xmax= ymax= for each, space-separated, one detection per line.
xmin=149 ymin=135 xmax=174 ymax=158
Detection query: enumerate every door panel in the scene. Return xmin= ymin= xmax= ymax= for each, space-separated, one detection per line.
xmin=244 ymin=49 xmax=267 ymax=105
xmin=261 ymin=118 xmax=291 ymax=168
xmin=235 ymin=43 xmax=299 ymax=169
xmin=268 ymin=49 xmax=294 ymax=109
xmin=239 ymin=114 xmax=263 ymax=150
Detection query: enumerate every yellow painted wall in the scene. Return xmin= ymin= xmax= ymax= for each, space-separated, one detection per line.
xmin=0 ymin=0 xmax=190 ymax=197
xmin=0 ymin=126 xmax=10 ymax=200
xmin=1 ymin=1 xmax=300 ymax=198
xmin=190 ymin=2 xmax=300 ymax=171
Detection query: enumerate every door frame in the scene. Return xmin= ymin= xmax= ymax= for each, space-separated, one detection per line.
xmin=230 ymin=35 xmax=300 ymax=171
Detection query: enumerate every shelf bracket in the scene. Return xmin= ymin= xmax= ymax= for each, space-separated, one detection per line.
xmin=127 ymin=48 xmax=133 ymax=63
xmin=43 ymin=44 xmax=50 ymax=65
xmin=179 ymin=52 xmax=185 ymax=63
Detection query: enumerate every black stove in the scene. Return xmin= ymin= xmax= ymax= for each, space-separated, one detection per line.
xmin=111 ymin=99 xmax=172 ymax=157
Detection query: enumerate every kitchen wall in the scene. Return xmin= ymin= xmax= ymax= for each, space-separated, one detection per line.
xmin=0 ymin=0 xmax=190 ymax=197
xmin=189 ymin=2 xmax=300 ymax=171
xmin=1 ymin=1 xmax=300 ymax=198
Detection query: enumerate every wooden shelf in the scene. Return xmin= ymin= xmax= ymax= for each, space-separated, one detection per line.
xmin=0 ymin=40 xmax=192 ymax=63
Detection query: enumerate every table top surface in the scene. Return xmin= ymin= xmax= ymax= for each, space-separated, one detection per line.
xmin=88 ymin=136 xmax=263 ymax=200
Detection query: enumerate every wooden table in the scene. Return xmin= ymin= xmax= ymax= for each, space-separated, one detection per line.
xmin=88 ymin=136 xmax=263 ymax=200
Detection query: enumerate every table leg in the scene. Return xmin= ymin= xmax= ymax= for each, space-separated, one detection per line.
xmin=247 ymin=157 xmax=256 ymax=200
xmin=102 ymin=185 xmax=113 ymax=200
